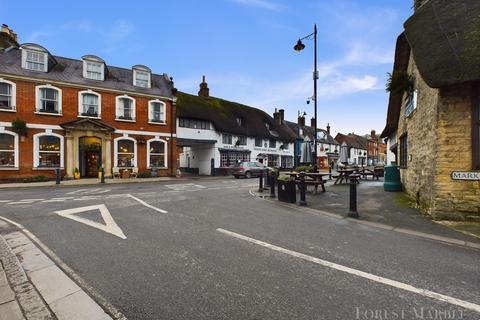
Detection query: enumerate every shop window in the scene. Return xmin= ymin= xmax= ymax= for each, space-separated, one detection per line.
xmin=34 ymin=133 xmax=63 ymax=168
xmin=148 ymin=140 xmax=167 ymax=168
xmin=115 ymin=138 xmax=136 ymax=167
xmin=0 ymin=132 xmax=18 ymax=168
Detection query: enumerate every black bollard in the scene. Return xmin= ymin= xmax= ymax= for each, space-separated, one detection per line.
xmin=55 ymin=168 xmax=61 ymax=185
xmin=100 ymin=168 xmax=105 ymax=184
xmin=329 ymin=166 xmax=332 ymax=180
xmin=299 ymin=172 xmax=307 ymax=206
xmin=348 ymin=174 xmax=360 ymax=218
xmin=270 ymin=172 xmax=276 ymax=198
xmin=258 ymin=169 xmax=264 ymax=192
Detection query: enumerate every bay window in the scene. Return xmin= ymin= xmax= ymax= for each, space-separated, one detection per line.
xmin=115 ymin=138 xmax=136 ymax=168
xmin=0 ymin=131 xmax=18 ymax=168
xmin=147 ymin=139 xmax=167 ymax=168
xmin=36 ymin=85 xmax=61 ymax=114
xmin=116 ymin=96 xmax=135 ymax=121
xmin=149 ymin=100 xmax=166 ymax=124
xmin=0 ymin=79 xmax=15 ymax=111
xmin=79 ymin=90 xmax=101 ymax=118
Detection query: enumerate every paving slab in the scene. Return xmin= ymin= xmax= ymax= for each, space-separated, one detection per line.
xmin=16 ymin=247 xmax=54 ymax=273
xmin=0 ymin=267 xmax=7 ymax=287
xmin=0 ymin=300 xmax=25 ymax=320
xmin=0 ymin=284 xmax=15 ymax=305
xmin=28 ymin=265 xmax=81 ymax=304
xmin=50 ymin=290 xmax=112 ymax=320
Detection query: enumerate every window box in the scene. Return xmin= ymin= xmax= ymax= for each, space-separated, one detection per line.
xmin=149 ymin=119 xmax=166 ymax=124
xmin=277 ymin=179 xmax=296 ymax=203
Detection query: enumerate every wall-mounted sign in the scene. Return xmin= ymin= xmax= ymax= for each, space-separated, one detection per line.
xmin=451 ymin=171 xmax=480 ymax=181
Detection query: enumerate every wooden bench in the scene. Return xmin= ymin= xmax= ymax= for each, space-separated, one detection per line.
xmin=295 ymin=178 xmax=326 ymax=193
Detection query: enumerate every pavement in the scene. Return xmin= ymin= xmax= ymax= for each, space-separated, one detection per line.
xmin=0 ymin=177 xmax=479 ymax=319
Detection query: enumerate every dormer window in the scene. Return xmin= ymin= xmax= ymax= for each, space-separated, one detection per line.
xmin=82 ymin=55 xmax=105 ymax=81
xmin=236 ymin=117 xmax=245 ymax=127
xmin=133 ymin=65 xmax=151 ymax=88
xmin=20 ymin=44 xmax=51 ymax=72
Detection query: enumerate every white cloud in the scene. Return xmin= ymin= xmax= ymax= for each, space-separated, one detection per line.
xmin=101 ymin=20 xmax=134 ymax=53
xmin=24 ymin=31 xmax=52 ymax=43
xmin=231 ymin=0 xmax=283 ymax=11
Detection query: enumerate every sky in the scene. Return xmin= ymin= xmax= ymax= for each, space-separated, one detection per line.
xmin=0 ymin=0 xmax=413 ymax=137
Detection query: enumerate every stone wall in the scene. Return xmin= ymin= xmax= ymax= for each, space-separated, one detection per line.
xmin=433 ymin=83 xmax=480 ymax=220
xmin=397 ymin=58 xmax=439 ymax=213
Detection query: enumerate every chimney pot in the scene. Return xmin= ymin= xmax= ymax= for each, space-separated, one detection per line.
xmin=326 ymin=123 xmax=331 ymax=135
xmin=298 ymin=116 xmax=305 ymax=126
xmin=198 ymin=75 xmax=209 ymax=97
xmin=310 ymin=117 xmax=316 ymax=128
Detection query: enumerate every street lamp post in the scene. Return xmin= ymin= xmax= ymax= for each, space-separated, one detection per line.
xmin=294 ymin=24 xmax=318 ymax=172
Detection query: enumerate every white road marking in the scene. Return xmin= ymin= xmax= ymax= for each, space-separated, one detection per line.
xmin=0 ymin=200 xmax=12 ymax=203
xmin=42 ymin=199 xmax=66 ymax=203
xmin=51 ymin=197 xmax=74 ymax=200
xmin=55 ymin=205 xmax=126 ymax=240
xmin=217 ymin=228 xmax=480 ymax=313
xmin=20 ymin=198 xmax=44 ymax=201
xmin=95 ymin=189 xmax=111 ymax=194
xmin=127 ymin=194 xmax=168 ymax=213
xmin=66 ymin=189 xmax=89 ymax=195
xmin=8 ymin=201 xmax=35 ymax=205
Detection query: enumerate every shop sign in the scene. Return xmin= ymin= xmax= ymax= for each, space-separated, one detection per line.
xmin=451 ymin=171 xmax=480 ymax=181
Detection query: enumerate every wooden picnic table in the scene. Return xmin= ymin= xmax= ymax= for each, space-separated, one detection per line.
xmin=287 ymin=172 xmax=331 ymax=193
xmin=334 ymin=169 xmax=355 ymax=185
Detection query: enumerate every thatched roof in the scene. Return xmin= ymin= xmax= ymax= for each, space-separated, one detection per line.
xmin=404 ymin=0 xmax=480 ymax=88
xmin=380 ymin=33 xmax=411 ymax=138
xmin=176 ymin=92 xmax=297 ymax=142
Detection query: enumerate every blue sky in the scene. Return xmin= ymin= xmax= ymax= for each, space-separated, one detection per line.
xmin=0 ymin=0 xmax=412 ymax=136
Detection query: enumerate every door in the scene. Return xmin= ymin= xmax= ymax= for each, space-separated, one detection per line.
xmin=79 ymin=137 xmax=102 ymax=178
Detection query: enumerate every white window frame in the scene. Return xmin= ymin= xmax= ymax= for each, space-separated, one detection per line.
xmin=147 ymin=138 xmax=168 ymax=169
xmin=33 ymin=132 xmax=64 ymax=169
xmin=0 ymin=129 xmax=19 ymax=169
xmin=35 ymin=84 xmax=62 ymax=116
xmin=114 ymin=136 xmax=137 ymax=168
xmin=21 ymin=49 xmax=48 ymax=72
xmin=0 ymin=78 xmax=16 ymax=112
xmin=115 ymin=95 xmax=136 ymax=122
xmin=148 ymin=100 xmax=166 ymax=125
xmin=78 ymin=90 xmax=101 ymax=119
xmin=83 ymin=60 xmax=105 ymax=81
xmin=133 ymin=69 xmax=151 ymax=88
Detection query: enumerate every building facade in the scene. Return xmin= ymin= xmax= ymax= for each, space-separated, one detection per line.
xmin=0 ymin=29 xmax=176 ymax=181
xmin=335 ymin=133 xmax=368 ymax=165
xmin=177 ymin=79 xmax=295 ymax=175
xmin=381 ymin=0 xmax=480 ymax=220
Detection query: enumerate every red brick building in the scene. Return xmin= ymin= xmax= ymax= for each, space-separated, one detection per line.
xmin=0 ymin=27 xmax=177 ymax=181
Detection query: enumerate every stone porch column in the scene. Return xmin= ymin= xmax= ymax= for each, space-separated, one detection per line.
xmin=65 ymin=135 xmax=74 ymax=178
xmin=105 ymin=137 xmax=112 ymax=177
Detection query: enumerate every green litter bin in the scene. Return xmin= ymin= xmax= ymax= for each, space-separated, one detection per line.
xmin=384 ymin=164 xmax=402 ymax=191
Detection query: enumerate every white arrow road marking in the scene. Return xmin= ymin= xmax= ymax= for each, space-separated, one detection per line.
xmin=128 ymin=194 xmax=168 ymax=213
xmin=55 ymin=205 xmax=126 ymax=239
xmin=217 ymin=228 xmax=480 ymax=313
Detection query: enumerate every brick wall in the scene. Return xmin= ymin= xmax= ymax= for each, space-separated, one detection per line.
xmin=0 ymin=78 xmax=176 ymax=181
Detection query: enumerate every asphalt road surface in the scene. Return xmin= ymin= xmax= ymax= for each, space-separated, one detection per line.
xmin=0 ymin=178 xmax=479 ymax=320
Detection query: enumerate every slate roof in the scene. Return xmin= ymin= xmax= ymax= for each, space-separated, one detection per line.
xmin=284 ymin=120 xmax=339 ymax=145
xmin=176 ymin=92 xmax=297 ymax=142
xmin=0 ymin=47 xmax=174 ymax=98
xmin=335 ymin=133 xmax=368 ymax=150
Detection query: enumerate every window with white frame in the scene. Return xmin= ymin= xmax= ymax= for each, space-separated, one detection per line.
xmin=24 ymin=50 xmax=47 ymax=72
xmin=34 ymin=133 xmax=63 ymax=168
xmin=222 ymin=134 xmax=232 ymax=145
xmin=0 ymin=79 xmax=15 ymax=111
xmin=134 ymin=69 xmax=151 ymax=88
xmin=84 ymin=61 xmax=104 ymax=80
xmin=36 ymin=85 xmax=61 ymax=114
xmin=115 ymin=138 xmax=136 ymax=167
xmin=148 ymin=140 xmax=166 ymax=168
xmin=79 ymin=91 xmax=101 ymax=117
xmin=255 ymin=137 xmax=262 ymax=147
xmin=116 ymin=96 xmax=135 ymax=121
xmin=149 ymin=101 xmax=166 ymax=123
xmin=0 ymin=132 xmax=18 ymax=168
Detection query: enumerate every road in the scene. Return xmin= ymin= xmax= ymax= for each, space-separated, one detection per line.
xmin=0 ymin=178 xmax=479 ymax=320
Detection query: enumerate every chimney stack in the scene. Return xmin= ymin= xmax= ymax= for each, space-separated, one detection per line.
xmin=371 ymin=129 xmax=376 ymax=139
xmin=198 ymin=75 xmax=209 ymax=97
xmin=273 ymin=108 xmax=282 ymax=125
xmin=326 ymin=123 xmax=331 ymax=135
xmin=310 ymin=117 xmax=316 ymax=128
xmin=298 ymin=115 xmax=305 ymax=126
xmin=278 ymin=109 xmax=284 ymax=122
xmin=0 ymin=24 xmax=19 ymax=49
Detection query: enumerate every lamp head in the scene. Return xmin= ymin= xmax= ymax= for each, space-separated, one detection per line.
xmin=294 ymin=39 xmax=305 ymax=52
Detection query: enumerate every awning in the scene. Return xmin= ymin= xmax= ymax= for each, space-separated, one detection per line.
xmin=177 ymin=138 xmax=217 ymax=147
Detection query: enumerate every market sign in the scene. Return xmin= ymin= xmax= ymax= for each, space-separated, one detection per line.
xmin=451 ymin=171 xmax=480 ymax=181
